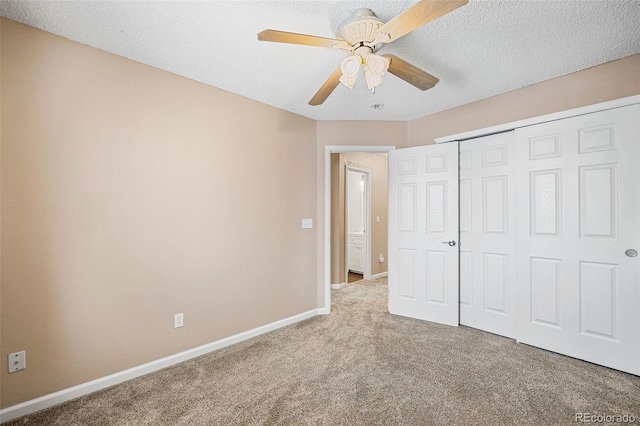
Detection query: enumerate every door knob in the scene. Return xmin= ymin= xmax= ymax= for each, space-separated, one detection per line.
xmin=626 ymin=249 xmax=638 ymax=257
xmin=441 ymin=240 xmax=456 ymax=247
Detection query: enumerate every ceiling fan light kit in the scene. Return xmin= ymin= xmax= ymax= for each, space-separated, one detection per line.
xmin=257 ymin=0 xmax=469 ymax=105
xmin=339 ymin=53 xmax=390 ymax=93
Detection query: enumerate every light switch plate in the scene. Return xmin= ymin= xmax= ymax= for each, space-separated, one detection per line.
xmin=302 ymin=219 xmax=313 ymax=229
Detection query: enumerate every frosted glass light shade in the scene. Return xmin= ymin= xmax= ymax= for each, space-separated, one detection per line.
xmin=339 ymin=55 xmax=362 ymax=89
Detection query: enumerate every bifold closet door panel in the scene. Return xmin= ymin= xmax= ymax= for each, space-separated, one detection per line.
xmin=459 ymin=131 xmax=517 ymax=338
xmin=515 ymin=104 xmax=640 ymax=375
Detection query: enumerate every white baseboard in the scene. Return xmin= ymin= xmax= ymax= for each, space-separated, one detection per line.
xmin=370 ymin=272 xmax=388 ymax=279
xmin=0 ymin=308 xmax=321 ymax=423
xmin=330 ymin=282 xmax=346 ymax=290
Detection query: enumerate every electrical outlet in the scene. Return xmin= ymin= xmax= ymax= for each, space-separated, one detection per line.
xmin=302 ymin=219 xmax=313 ymax=229
xmin=174 ymin=313 xmax=184 ymax=328
xmin=8 ymin=351 xmax=26 ymax=373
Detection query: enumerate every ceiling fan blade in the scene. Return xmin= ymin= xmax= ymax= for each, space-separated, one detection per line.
xmin=258 ymin=29 xmax=351 ymax=50
xmin=309 ymin=67 xmax=343 ymax=106
xmin=383 ymin=54 xmax=439 ymax=91
xmin=375 ymin=0 xmax=468 ymax=43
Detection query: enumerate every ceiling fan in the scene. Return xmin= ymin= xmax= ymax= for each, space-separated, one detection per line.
xmin=257 ymin=0 xmax=468 ymax=106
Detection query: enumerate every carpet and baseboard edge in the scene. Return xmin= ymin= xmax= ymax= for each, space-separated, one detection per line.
xmin=0 ymin=308 xmax=322 ymax=423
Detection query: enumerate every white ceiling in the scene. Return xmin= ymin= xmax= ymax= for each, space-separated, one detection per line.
xmin=1 ymin=0 xmax=639 ymax=121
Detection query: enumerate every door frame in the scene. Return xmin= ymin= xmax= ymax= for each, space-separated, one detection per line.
xmin=323 ymin=145 xmax=395 ymax=313
xmin=345 ymin=166 xmax=371 ymax=281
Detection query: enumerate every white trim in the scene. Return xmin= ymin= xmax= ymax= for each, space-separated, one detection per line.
xmin=331 ymin=282 xmax=347 ymax=290
xmin=370 ymin=272 xmax=389 ymax=279
xmin=434 ymin=95 xmax=640 ymax=144
xmin=0 ymin=309 xmax=321 ymax=423
xmin=323 ymin=146 xmax=395 ymax=315
xmin=364 ymin=168 xmax=372 ymax=280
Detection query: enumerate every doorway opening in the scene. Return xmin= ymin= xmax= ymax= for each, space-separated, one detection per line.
xmin=323 ymin=145 xmax=394 ymax=312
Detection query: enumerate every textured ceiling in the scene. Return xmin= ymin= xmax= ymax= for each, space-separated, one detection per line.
xmin=1 ymin=0 xmax=639 ymax=121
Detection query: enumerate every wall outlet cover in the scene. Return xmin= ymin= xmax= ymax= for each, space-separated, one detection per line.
xmin=8 ymin=351 xmax=26 ymax=373
xmin=174 ymin=313 xmax=184 ymax=328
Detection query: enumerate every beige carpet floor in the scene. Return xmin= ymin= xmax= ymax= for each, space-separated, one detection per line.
xmin=7 ymin=277 xmax=640 ymax=425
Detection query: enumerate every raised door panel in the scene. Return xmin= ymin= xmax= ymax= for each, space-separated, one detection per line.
xmin=426 ymin=182 xmax=447 ymax=234
xmin=459 ymin=179 xmax=472 ymax=235
xmin=579 ymin=261 xmax=616 ymax=339
xmin=398 ymin=249 xmax=417 ymax=300
xmin=483 ymin=253 xmax=508 ymax=315
xmin=426 ymin=250 xmax=447 ymax=305
xmin=483 ymin=176 xmax=508 ymax=235
xmin=459 ymin=251 xmax=473 ymax=307
xmin=398 ymin=184 xmax=417 ymax=233
xmin=580 ymin=165 xmax=616 ymax=239
xmin=530 ymin=257 xmax=561 ymax=328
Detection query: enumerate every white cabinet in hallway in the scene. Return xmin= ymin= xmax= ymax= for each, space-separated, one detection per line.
xmin=347 ymin=233 xmax=365 ymax=273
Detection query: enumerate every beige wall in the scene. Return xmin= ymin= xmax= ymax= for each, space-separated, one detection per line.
xmin=330 ymin=153 xmax=388 ymax=284
xmin=330 ymin=153 xmax=342 ymax=283
xmin=316 ymin=121 xmax=408 ymax=147
xmin=408 ymin=54 xmax=640 ymax=146
xmin=0 ymin=19 xmax=317 ymax=408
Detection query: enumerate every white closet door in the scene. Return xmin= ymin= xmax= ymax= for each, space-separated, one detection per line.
xmin=388 ymin=143 xmax=459 ymax=326
xmin=516 ymin=104 xmax=640 ymax=375
xmin=459 ymin=132 xmax=517 ymax=338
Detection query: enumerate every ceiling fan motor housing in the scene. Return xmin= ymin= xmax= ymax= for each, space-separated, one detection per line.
xmin=337 ymin=8 xmax=384 ymax=50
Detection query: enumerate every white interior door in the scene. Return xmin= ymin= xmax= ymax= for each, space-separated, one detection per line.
xmin=515 ymin=104 xmax=640 ymax=375
xmin=388 ymin=143 xmax=459 ymax=326
xmin=459 ymin=132 xmax=517 ymax=338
